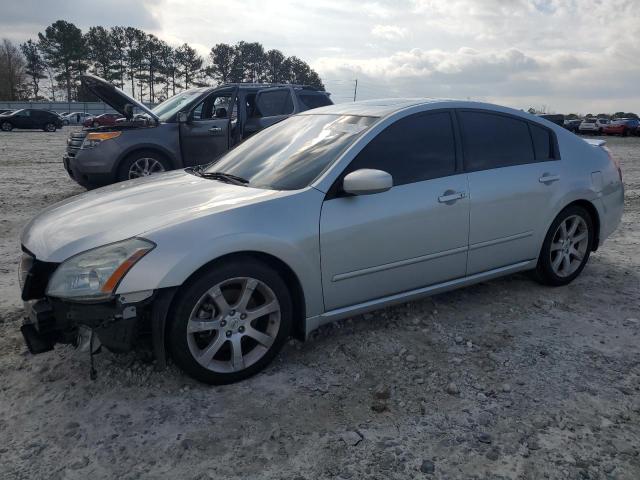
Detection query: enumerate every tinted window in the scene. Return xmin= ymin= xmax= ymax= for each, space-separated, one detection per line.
xmin=459 ymin=111 xmax=534 ymax=171
xmin=257 ymin=90 xmax=294 ymax=117
xmin=529 ymin=123 xmax=555 ymax=160
xmin=298 ymin=93 xmax=332 ymax=110
xmin=345 ymin=112 xmax=456 ymax=186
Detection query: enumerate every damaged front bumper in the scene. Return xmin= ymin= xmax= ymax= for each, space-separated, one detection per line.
xmin=21 ymin=294 xmax=152 ymax=355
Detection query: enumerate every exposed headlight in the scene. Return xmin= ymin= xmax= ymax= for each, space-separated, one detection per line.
xmin=46 ymin=238 xmax=155 ymax=301
xmin=81 ymin=131 xmax=121 ymax=149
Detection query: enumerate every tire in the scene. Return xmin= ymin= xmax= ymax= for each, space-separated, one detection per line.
xmin=92 ymin=121 xmax=99 ymax=128
xmin=534 ymin=205 xmax=594 ymax=286
xmin=117 ymin=150 xmax=170 ymax=182
xmin=1 ymin=121 xmax=12 ymax=132
xmin=168 ymin=258 xmax=293 ymax=384
xmin=43 ymin=123 xmax=56 ymax=132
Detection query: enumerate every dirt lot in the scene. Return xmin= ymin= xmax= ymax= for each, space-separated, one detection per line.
xmin=0 ymin=128 xmax=638 ymax=480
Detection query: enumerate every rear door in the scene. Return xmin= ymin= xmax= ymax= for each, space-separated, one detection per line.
xmin=180 ymin=87 xmax=238 ymax=166
xmin=243 ymin=87 xmax=295 ymax=137
xmin=458 ymin=110 xmax=562 ymax=274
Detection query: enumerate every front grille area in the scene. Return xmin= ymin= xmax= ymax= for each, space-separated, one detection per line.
xmin=66 ymin=131 xmax=87 ymax=158
xmin=20 ymin=247 xmax=59 ymax=301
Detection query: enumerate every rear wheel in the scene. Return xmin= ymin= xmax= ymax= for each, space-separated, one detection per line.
xmin=1 ymin=121 xmax=12 ymax=132
xmin=535 ymin=205 xmax=594 ymax=286
xmin=92 ymin=121 xmax=99 ymax=128
xmin=117 ymin=150 xmax=169 ymax=182
xmin=168 ymin=259 xmax=292 ymax=384
xmin=43 ymin=123 xmax=56 ymax=132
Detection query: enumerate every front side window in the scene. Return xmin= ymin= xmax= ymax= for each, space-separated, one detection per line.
xmin=459 ymin=111 xmax=535 ymax=171
xmin=204 ymin=114 xmax=376 ymax=190
xmin=192 ymin=94 xmax=232 ymax=121
xmin=343 ymin=111 xmax=457 ymax=186
xmin=256 ymin=90 xmax=294 ymax=117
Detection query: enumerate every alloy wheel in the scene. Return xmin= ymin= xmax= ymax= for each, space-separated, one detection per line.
xmin=45 ymin=123 xmax=56 ymax=132
xmin=186 ymin=277 xmax=281 ymax=373
xmin=1 ymin=122 xmax=11 ymax=131
xmin=549 ymin=214 xmax=589 ymax=278
xmin=128 ymin=158 xmax=166 ymax=179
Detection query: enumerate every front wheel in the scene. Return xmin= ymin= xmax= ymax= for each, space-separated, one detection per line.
xmin=168 ymin=259 xmax=292 ymax=384
xmin=535 ymin=205 xmax=594 ymax=286
xmin=1 ymin=121 xmax=12 ymax=132
xmin=117 ymin=150 xmax=169 ymax=182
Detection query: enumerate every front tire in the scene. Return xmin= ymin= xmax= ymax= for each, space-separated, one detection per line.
xmin=535 ymin=205 xmax=594 ymax=286
xmin=117 ymin=150 xmax=169 ymax=182
xmin=1 ymin=121 xmax=12 ymax=132
xmin=168 ymin=259 xmax=292 ymax=384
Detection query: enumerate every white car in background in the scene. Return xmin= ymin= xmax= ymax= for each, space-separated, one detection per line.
xmin=62 ymin=112 xmax=92 ymax=126
xmin=579 ymin=118 xmax=609 ymax=134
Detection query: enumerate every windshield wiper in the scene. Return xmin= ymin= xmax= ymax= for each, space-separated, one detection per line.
xmin=198 ymin=171 xmax=249 ymax=186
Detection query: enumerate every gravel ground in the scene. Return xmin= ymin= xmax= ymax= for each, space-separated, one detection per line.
xmin=0 ymin=128 xmax=639 ymax=480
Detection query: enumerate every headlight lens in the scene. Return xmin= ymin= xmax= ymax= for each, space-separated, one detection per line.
xmin=46 ymin=238 xmax=155 ymax=301
xmin=81 ymin=131 xmax=121 ymax=149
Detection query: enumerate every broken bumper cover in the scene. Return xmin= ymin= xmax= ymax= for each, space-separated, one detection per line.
xmin=21 ymin=295 xmax=150 ymax=355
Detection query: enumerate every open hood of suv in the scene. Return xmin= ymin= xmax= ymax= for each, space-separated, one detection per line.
xmin=81 ymin=74 xmax=159 ymax=123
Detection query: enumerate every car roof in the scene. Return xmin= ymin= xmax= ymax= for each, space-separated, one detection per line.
xmin=300 ymin=98 xmax=538 ymax=119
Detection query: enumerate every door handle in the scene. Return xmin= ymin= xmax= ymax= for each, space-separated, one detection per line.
xmin=208 ymin=126 xmax=223 ymax=134
xmin=438 ymin=191 xmax=466 ymax=203
xmin=539 ymin=174 xmax=560 ymax=184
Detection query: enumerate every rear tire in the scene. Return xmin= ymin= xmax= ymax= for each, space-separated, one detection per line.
xmin=92 ymin=121 xmax=99 ymax=128
xmin=168 ymin=258 xmax=292 ymax=384
xmin=43 ymin=123 xmax=56 ymax=132
xmin=534 ymin=205 xmax=594 ymax=286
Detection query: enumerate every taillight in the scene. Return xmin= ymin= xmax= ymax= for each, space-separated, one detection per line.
xmin=603 ymin=145 xmax=622 ymax=182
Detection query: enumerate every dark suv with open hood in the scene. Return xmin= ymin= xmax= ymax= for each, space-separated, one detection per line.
xmin=64 ymin=75 xmax=332 ymax=188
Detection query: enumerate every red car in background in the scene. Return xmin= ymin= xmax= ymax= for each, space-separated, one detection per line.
xmin=82 ymin=113 xmax=124 ymax=128
xmin=603 ymin=118 xmax=640 ymax=136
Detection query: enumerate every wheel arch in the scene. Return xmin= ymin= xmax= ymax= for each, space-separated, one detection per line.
xmin=167 ymin=251 xmax=307 ymax=342
xmin=114 ymin=144 xmax=180 ymax=176
xmin=554 ymin=199 xmax=601 ymax=251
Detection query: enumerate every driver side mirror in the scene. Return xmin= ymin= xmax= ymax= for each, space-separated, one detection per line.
xmin=342 ymin=169 xmax=393 ymax=196
xmin=177 ymin=111 xmax=188 ymax=123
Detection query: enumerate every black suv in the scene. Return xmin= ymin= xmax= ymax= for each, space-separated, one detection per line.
xmin=64 ymin=75 xmax=333 ymax=188
xmin=0 ymin=109 xmax=64 ymax=132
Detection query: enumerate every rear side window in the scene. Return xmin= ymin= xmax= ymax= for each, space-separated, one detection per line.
xmin=345 ymin=111 xmax=456 ymax=186
xmin=298 ymin=93 xmax=332 ymax=110
xmin=257 ymin=90 xmax=294 ymax=117
xmin=459 ymin=111 xmax=534 ymax=171
xmin=529 ymin=123 xmax=555 ymax=161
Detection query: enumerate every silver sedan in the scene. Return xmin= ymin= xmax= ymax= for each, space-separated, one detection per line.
xmin=19 ymin=99 xmax=624 ymax=384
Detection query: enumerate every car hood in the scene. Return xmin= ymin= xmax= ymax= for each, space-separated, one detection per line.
xmin=21 ymin=170 xmax=283 ymax=262
xmin=81 ymin=74 xmax=159 ymax=122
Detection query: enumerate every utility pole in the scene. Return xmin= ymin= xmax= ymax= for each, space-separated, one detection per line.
xmin=353 ymin=78 xmax=358 ymax=102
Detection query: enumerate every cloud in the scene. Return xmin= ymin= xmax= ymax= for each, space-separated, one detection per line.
xmin=371 ymin=25 xmax=407 ymax=41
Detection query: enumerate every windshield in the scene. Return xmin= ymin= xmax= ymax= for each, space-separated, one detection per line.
xmin=204 ymin=114 xmax=377 ymax=190
xmin=152 ymin=89 xmax=205 ymax=122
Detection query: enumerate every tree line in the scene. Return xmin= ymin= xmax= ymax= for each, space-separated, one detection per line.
xmin=0 ymin=20 xmax=325 ymax=103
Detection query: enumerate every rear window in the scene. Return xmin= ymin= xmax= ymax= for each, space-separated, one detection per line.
xmin=585 ymin=119 xmax=596 ymax=123
xmin=257 ymin=89 xmax=294 ymax=117
xmin=459 ymin=111 xmax=535 ymax=171
xmin=298 ymin=93 xmax=332 ymax=110
xmin=529 ymin=124 xmax=555 ymax=161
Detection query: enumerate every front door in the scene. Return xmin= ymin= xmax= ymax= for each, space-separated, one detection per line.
xmin=320 ymin=111 xmax=470 ymax=311
xmin=180 ymin=87 xmax=238 ymax=167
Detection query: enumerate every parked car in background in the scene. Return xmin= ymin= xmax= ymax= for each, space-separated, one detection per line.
xmin=538 ymin=113 xmax=564 ymax=127
xmin=83 ymin=113 xmax=124 ymax=128
xmin=63 ymin=112 xmax=92 ymax=125
xmin=603 ymin=118 xmax=640 ymax=136
xmin=579 ymin=118 xmax=609 ymax=134
xmin=21 ymin=99 xmax=623 ymax=384
xmin=0 ymin=109 xmax=63 ymax=132
xmin=563 ymin=118 xmax=582 ymax=133
xmin=64 ymin=74 xmax=333 ymax=189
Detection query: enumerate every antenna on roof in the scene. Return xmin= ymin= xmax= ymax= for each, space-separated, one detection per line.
xmin=353 ymin=78 xmax=358 ymax=102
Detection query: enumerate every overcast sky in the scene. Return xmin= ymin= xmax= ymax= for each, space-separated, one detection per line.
xmin=3 ymin=0 xmax=639 ymax=113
